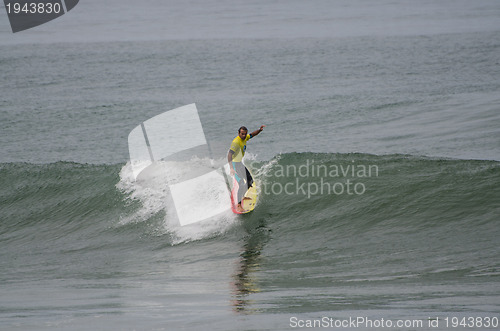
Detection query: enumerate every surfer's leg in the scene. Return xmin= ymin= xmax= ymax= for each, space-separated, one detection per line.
xmin=237 ymin=177 xmax=248 ymax=204
xmin=245 ymin=167 xmax=254 ymax=187
xmin=234 ymin=162 xmax=248 ymax=205
xmin=236 ymin=176 xmax=247 ymax=212
xmin=236 ymin=184 xmax=251 ymax=212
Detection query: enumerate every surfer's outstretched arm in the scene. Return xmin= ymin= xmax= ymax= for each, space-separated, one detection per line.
xmin=250 ymin=125 xmax=266 ymax=138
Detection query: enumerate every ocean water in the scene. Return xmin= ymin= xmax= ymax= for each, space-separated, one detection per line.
xmin=1 ymin=1 xmax=500 ymax=330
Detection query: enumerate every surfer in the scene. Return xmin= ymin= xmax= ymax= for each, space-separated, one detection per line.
xmin=228 ymin=125 xmax=265 ymax=212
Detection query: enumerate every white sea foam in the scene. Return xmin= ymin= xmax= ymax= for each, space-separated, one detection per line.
xmin=116 ymin=160 xmax=238 ymax=244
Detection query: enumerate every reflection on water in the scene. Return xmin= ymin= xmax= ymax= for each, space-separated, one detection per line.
xmin=231 ymin=222 xmax=270 ymax=313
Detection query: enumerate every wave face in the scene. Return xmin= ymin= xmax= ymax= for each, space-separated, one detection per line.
xmin=3 ymin=153 xmax=497 ymax=241
xmin=256 ymin=152 xmax=499 ymax=229
xmin=1 ymin=153 xmax=499 ymax=329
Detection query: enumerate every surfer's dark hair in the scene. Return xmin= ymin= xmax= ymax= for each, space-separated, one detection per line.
xmin=238 ymin=126 xmax=248 ymax=133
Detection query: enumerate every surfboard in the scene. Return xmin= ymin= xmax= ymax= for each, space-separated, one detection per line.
xmin=230 ymin=168 xmax=258 ymax=214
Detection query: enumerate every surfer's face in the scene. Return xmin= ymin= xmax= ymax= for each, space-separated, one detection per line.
xmin=239 ymin=130 xmax=247 ymax=140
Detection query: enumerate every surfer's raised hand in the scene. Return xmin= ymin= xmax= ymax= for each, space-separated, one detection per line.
xmin=250 ymin=125 xmax=266 ymax=138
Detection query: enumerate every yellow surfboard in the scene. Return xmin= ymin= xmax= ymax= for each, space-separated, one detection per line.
xmin=240 ymin=185 xmax=258 ymax=212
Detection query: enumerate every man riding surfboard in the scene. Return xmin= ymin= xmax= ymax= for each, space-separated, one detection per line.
xmin=227 ymin=125 xmax=265 ymax=213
